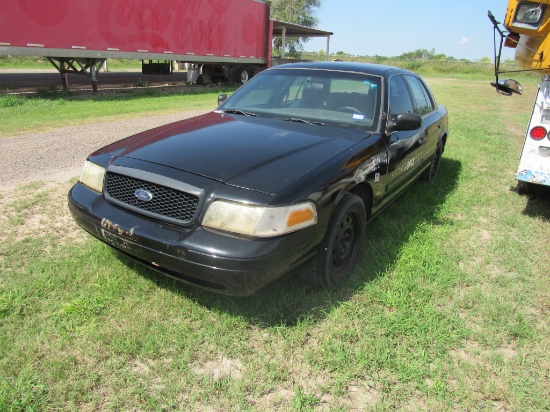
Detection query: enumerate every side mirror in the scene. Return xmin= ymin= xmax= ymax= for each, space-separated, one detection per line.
xmin=491 ymin=79 xmax=522 ymax=96
xmin=218 ymin=94 xmax=228 ymax=106
xmin=386 ymin=113 xmax=422 ymax=134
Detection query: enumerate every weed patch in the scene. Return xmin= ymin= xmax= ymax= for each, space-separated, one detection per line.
xmin=0 ymin=94 xmax=24 ymax=108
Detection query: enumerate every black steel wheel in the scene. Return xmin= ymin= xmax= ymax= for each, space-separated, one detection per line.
xmin=422 ymin=141 xmax=443 ymax=184
xmin=300 ymin=193 xmax=366 ymax=288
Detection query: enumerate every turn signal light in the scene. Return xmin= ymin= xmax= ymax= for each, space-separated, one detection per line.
xmin=530 ymin=126 xmax=547 ymax=140
xmin=287 ymin=208 xmax=315 ymax=227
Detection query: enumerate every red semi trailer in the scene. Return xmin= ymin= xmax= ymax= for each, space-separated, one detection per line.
xmin=0 ymin=0 xmax=332 ymax=90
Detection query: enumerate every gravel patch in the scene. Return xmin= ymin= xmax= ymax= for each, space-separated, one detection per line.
xmin=0 ymin=110 xmax=209 ymax=191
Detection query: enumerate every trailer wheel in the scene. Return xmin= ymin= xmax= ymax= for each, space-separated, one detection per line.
xmin=230 ymin=66 xmax=250 ymax=84
xmin=196 ymin=74 xmax=213 ymax=86
xmin=248 ymin=66 xmax=262 ymax=78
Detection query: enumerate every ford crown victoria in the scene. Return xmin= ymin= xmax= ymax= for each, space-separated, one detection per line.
xmin=68 ymin=62 xmax=448 ymax=295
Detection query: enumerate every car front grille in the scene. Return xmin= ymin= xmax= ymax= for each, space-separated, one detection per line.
xmin=104 ymin=171 xmax=200 ymax=224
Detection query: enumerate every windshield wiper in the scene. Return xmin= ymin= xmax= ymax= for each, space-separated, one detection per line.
xmin=276 ymin=117 xmax=325 ymax=126
xmin=222 ymin=109 xmax=258 ymax=117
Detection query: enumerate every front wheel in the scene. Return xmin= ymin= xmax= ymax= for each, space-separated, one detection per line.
xmin=299 ymin=193 xmax=366 ymax=288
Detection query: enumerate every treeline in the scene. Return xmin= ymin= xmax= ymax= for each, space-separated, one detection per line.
xmin=393 ymin=48 xmax=474 ymax=62
xmin=298 ymin=49 xmax=535 ymax=80
xmin=305 ymin=48 xmax=514 ymax=64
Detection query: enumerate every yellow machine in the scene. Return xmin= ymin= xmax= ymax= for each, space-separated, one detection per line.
xmin=502 ymin=0 xmax=550 ymax=72
xmin=489 ymin=0 xmax=550 ymax=91
xmin=490 ymin=1 xmax=550 ymax=192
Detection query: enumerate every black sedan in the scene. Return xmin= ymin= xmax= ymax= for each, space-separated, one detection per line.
xmin=68 ymin=62 xmax=448 ymax=296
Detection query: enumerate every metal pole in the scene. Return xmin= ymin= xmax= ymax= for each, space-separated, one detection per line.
xmin=282 ymin=27 xmax=286 ymax=59
xmin=90 ymin=59 xmax=98 ymax=93
xmin=60 ymin=60 xmax=69 ymax=88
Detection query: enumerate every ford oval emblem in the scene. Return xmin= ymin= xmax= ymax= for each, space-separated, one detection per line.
xmin=135 ymin=189 xmax=153 ymax=202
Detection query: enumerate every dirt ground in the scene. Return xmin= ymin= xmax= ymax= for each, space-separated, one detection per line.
xmin=0 ymin=110 xmax=210 ymax=192
xmin=0 ymin=69 xmax=218 ymax=191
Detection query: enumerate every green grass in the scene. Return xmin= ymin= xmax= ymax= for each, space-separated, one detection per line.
xmin=1 ymin=76 xmax=549 ymax=410
xmin=0 ymin=87 xmax=237 ymax=138
xmin=0 ymin=56 xmax=141 ymax=70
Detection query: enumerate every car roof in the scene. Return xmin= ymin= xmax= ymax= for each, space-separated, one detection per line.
xmin=270 ymin=61 xmax=413 ymax=77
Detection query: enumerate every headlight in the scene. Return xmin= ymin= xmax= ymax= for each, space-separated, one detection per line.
xmin=515 ymin=3 xmax=545 ymax=25
xmin=79 ymin=160 xmax=106 ymax=193
xmin=202 ymin=200 xmax=317 ymax=237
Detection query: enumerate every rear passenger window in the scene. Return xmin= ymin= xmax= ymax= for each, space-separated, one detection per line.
xmin=403 ymin=75 xmax=435 ymax=116
xmin=389 ymin=76 xmax=414 ymax=116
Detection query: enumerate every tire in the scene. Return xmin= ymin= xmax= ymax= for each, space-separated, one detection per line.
xmin=248 ymin=66 xmax=262 ymax=78
xmin=196 ymin=74 xmax=212 ymax=86
xmin=299 ymin=193 xmax=366 ymax=288
xmin=422 ymin=141 xmax=443 ymax=184
xmin=517 ymin=180 xmax=533 ymax=195
xmin=230 ymin=66 xmax=250 ymax=84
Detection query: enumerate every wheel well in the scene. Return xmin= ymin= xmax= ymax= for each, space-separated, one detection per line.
xmin=440 ymin=133 xmax=448 ymax=153
xmin=348 ymin=183 xmax=373 ymax=221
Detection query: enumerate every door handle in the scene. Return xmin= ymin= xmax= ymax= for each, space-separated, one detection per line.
xmin=418 ymin=130 xmax=427 ymax=145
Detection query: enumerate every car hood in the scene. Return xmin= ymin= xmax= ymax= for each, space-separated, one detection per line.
xmin=99 ymin=112 xmax=368 ymax=195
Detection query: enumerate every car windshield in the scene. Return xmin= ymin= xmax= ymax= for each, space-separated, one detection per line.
xmin=219 ymin=68 xmax=382 ymax=132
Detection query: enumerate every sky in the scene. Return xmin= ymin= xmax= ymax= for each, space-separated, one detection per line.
xmin=304 ymin=0 xmax=516 ymax=61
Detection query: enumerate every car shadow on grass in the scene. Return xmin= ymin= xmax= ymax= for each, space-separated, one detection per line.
xmin=117 ymin=157 xmax=462 ymax=327
xmin=518 ymin=186 xmax=550 ymax=221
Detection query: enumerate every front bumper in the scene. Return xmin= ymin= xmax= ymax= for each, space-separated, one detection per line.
xmin=68 ymin=183 xmax=322 ymax=296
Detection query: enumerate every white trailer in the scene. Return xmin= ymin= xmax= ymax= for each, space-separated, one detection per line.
xmin=516 ymin=76 xmax=550 ymax=193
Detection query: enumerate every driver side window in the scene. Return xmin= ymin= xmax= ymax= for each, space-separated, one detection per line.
xmin=389 ymin=76 xmax=414 ymax=116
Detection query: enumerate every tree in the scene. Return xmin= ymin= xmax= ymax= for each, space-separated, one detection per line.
xmin=397 ymin=48 xmax=437 ymax=60
xmin=270 ymin=0 xmax=322 ymax=55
